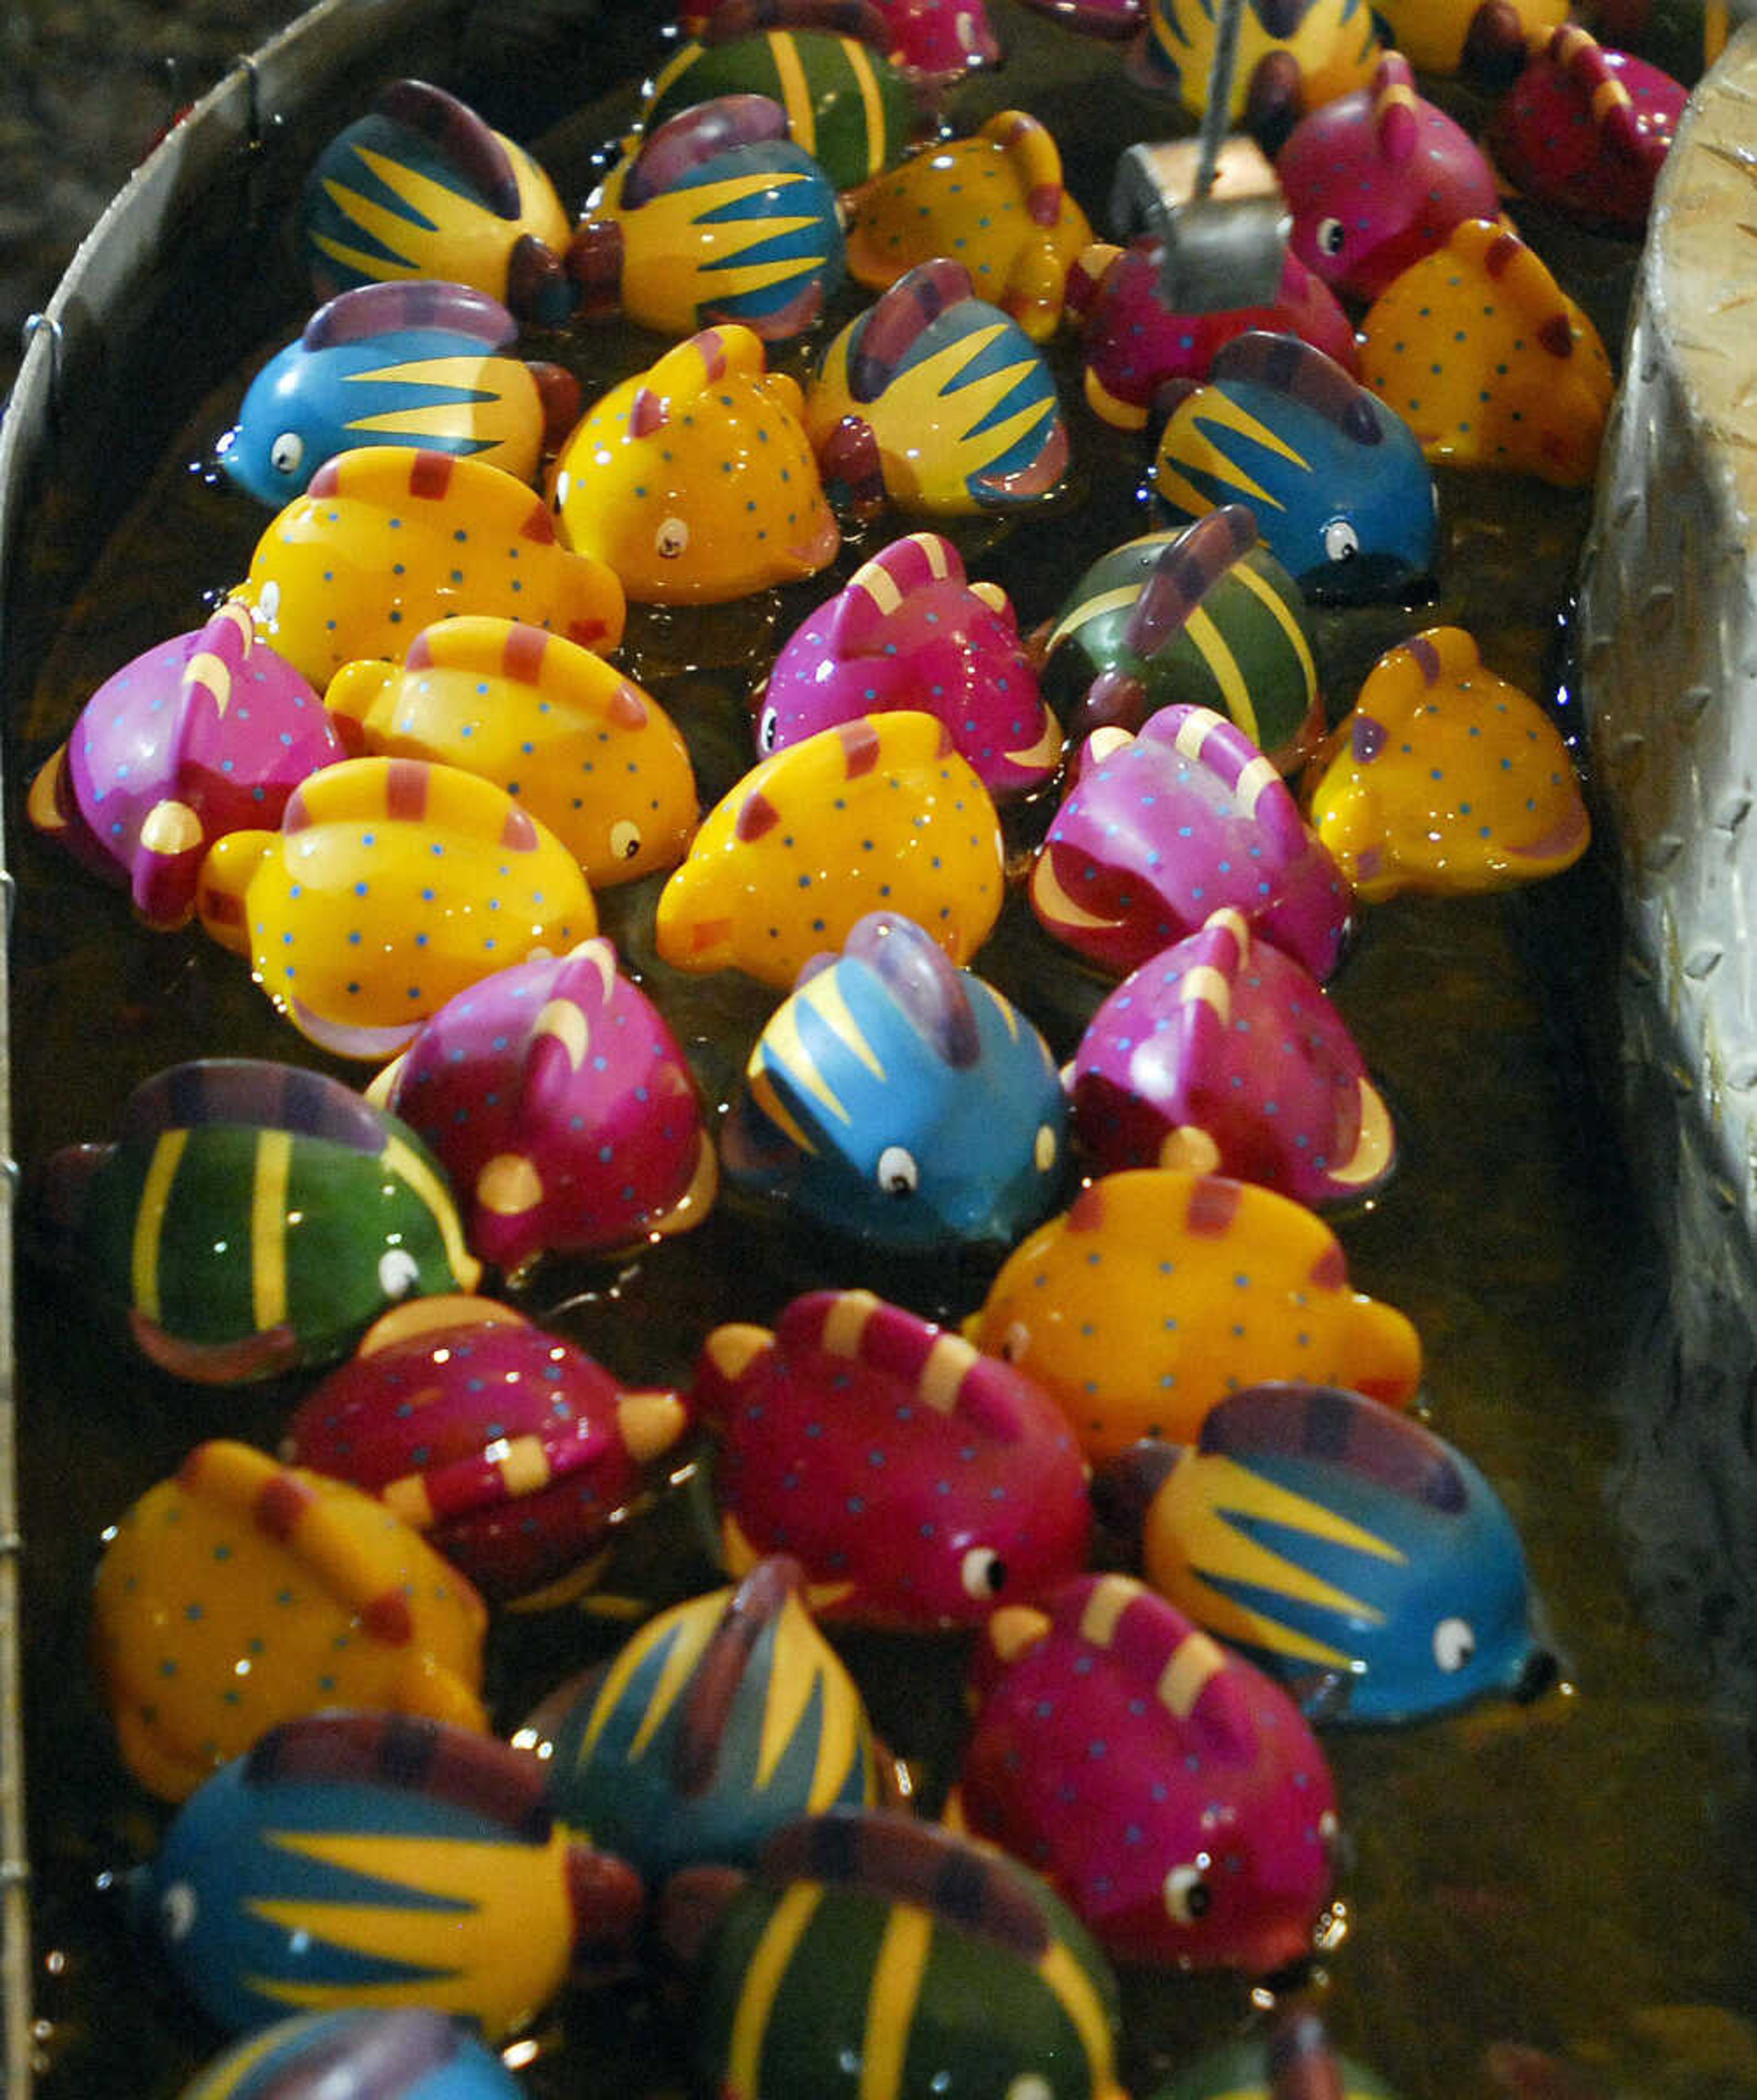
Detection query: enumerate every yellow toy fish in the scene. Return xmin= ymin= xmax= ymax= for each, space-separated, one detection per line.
xmin=231 ymin=446 xmax=626 ymax=684
xmin=1303 ymin=626 xmax=1590 ymax=900
xmin=655 ymin=710 xmax=1006 ymax=990
xmin=964 ymin=1167 xmax=1422 ymax=1460
xmin=323 ymin=616 xmax=698 ymax=887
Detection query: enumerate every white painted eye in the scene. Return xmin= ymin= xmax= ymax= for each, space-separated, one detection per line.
xmin=758 ymin=705 xmax=781 ymax=753
xmin=1433 ymin=1616 xmax=1477 ymax=1673
xmin=655 ymin=515 xmax=690 ymax=559
xmin=960 ymin=1546 xmax=1008 ymax=1599
xmin=1164 ymin=1862 xmax=1212 ymax=1923
xmin=1005 ymin=2078 xmax=1053 ymax=2100
xmin=377 ymin=1247 xmax=420 ymax=1299
xmin=160 ymin=1881 xmax=198 ymax=1942
xmin=610 ymin=818 xmax=642 ymax=862
xmin=269 ymin=430 xmax=305 ymax=478
xmin=877 ymin=1145 xmax=918 ymax=1196
xmin=255 ymin=578 xmax=281 ymax=625
xmin=1322 ymin=519 xmax=1361 ymax=563
xmin=1034 ymin=1123 xmax=1057 ymax=1172
xmin=999 ymin=1319 xmax=1030 ymax=1363
xmin=1317 ymin=215 xmax=1347 ymax=257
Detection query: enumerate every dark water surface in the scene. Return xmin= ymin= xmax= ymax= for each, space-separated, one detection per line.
xmin=5 ymin=6 xmax=1756 ymax=2096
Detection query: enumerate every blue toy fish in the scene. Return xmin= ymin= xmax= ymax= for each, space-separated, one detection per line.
xmin=1100 ymin=1383 xmax=1556 ymax=1725
xmin=720 ymin=911 xmax=1069 ymax=1252
xmin=175 ymin=2010 xmax=524 ymax=2100
xmin=1150 ymin=330 xmax=1438 ymax=603
xmin=219 ymin=280 xmax=577 ymax=504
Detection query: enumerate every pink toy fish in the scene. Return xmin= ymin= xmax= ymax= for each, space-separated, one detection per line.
xmin=954 ymin=1572 xmax=1341 ymax=1974
xmin=691 ymin=1288 xmax=1094 ymax=1630
xmin=755 ymin=533 xmax=1062 ymax=795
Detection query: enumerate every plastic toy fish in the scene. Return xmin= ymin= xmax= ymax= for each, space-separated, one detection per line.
xmin=196 ymin=755 xmax=598 ymax=1061
xmin=721 ymin=913 xmax=1068 ymax=1251
xmin=323 ymin=616 xmax=698 ymax=888
xmin=1593 ymin=0 xmax=1729 ymax=85
xmin=683 ymin=1810 xmax=1129 ymax=2100
xmin=873 ymin=0 xmax=1004 ymax=84
xmin=807 ymin=259 xmax=1071 ymax=519
xmin=1358 ymin=220 xmax=1614 ymax=486
xmin=1067 ymin=905 xmax=1395 ymax=1206
xmin=1486 ymin=25 xmax=1685 ymax=233
xmin=282 ymin=1294 xmax=691 ymax=1605
xmin=656 ymin=711 xmax=1006 ymax=991
xmin=173 ymin=2009 xmax=526 ymax=2100
xmin=1035 ymin=511 xmax=1324 ymax=767
xmin=759 ymin=532 xmax=1060 ymax=797
xmin=844 ymin=110 xmax=1094 ymax=341
xmin=136 ymin=1712 xmax=643 ymax=2036
xmin=1100 ymin=1384 xmax=1555 ymax=1725
xmin=218 ymin=281 xmax=576 ymax=505
xmin=38 ymin=1059 xmax=481 ymax=1387
xmin=231 ymin=445 xmax=626 ymax=686
xmin=366 ymin=940 xmax=717 ymax=1275
xmin=1275 ymin=54 xmax=1502 ymax=302
xmin=963 ymin=1167 xmax=1422 ymax=1458
xmin=953 ymin=1573 xmax=1341 ymax=1973
xmin=639 ymin=16 xmax=917 ymax=193
xmin=1008 ymin=0 xmax=1144 ymax=31
xmin=1127 ymin=0 xmax=1382 ymax=136
xmin=692 ymin=1287 xmax=1094 ymax=1628
xmin=1151 ymin=332 xmax=1439 ymax=604
xmin=1028 ymin=705 xmax=1353 ymax=983
xmin=1151 ymin=2005 xmax=1404 ymax=2100
xmin=568 ymin=95 xmax=846 ymax=341
xmin=548 ymin=325 xmax=840 ymax=605
xmin=1067 ymin=237 xmax=1359 ymax=433
xmin=24 ymin=600 xmax=347 ymax=930
xmin=520 ymin=1557 xmax=881 ymax=1877
xmin=303 ymin=79 xmax=577 ymax=323
xmin=1369 ymin=0 xmax=1565 ymax=76
xmin=1303 ymin=626 xmax=1591 ymax=900
xmin=92 ymin=1437 xmax=489 ymax=1801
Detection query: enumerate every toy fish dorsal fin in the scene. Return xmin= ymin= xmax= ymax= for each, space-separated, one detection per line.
xmin=782 ymin=1288 xmax=1037 ymax=1440
xmin=404 ymin=615 xmax=636 ymax=726
xmin=849 ymin=258 xmax=976 ymax=402
xmin=672 ymin=1555 xmax=808 ymax=1795
xmin=1124 ymin=507 xmax=1259 ymax=659
xmin=1148 ymin=703 xmax=1313 ymax=861
xmin=981 ymin=108 xmax=1065 ymax=227
xmin=829 ymin=533 xmax=965 ymax=655
xmin=1211 ymin=330 xmax=1385 ymax=447
xmin=1541 ymin=24 xmax=1656 ymax=165
xmin=302 ymin=278 xmax=518 ymax=352
xmin=842 ymin=911 xmax=980 ymax=1066
xmin=162 ymin=600 xmax=278 ymax=804
xmin=1370 ymin=52 xmax=1421 ymax=165
xmin=1200 ymin=1383 xmax=1466 ymax=1511
xmin=245 ymin=1710 xmax=548 ymax=1835
xmin=116 ymin=1058 xmax=397 ymax=1155
xmin=622 ymin=92 xmax=791 ymax=208
xmin=1358 ymin=625 xmax=1482 ymax=727
xmin=376 ymin=78 xmax=526 ymax=221
xmin=631 ymin=324 xmax=768 ymax=436
xmin=1450 ymin=220 xmax=1578 ymax=356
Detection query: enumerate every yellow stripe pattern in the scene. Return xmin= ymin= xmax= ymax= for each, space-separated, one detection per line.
xmin=131 ymin=1129 xmax=187 ymax=1319
xmin=251 ymin=1130 xmax=292 ymax=1334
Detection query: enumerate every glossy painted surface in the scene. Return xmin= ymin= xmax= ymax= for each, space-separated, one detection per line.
xmin=369 ymin=940 xmax=716 ymax=1274
xmin=1304 ymin=626 xmax=1591 ymax=901
xmin=324 ymin=615 xmax=698 ymax=888
xmin=1149 ymin=2011 xmax=1402 ymax=2099
xmin=963 ymin=1167 xmax=1422 ymax=1458
xmin=549 ymin=325 xmax=840 ymax=604
xmin=1028 ymin=704 xmax=1353 ymax=982
xmin=956 ymin=1573 xmax=1340 ymax=1972
xmin=92 ymin=1439 xmax=489 ymax=1801
xmin=1151 ymin=331 xmax=1438 ymax=604
xmin=195 ymin=755 xmax=597 ymax=1061
xmin=283 ymin=1294 xmax=690 ymax=1604
xmin=24 ymin=601 xmax=346 ymax=930
xmin=1368 ymin=0 xmax=1566 ymax=73
xmin=1487 ymin=27 xmax=1685 ymax=232
xmin=135 ymin=1712 xmax=641 ymax=2036
xmin=174 ymin=2009 xmax=526 ymax=2099
xmin=231 ymin=445 xmax=625 ymax=685
xmin=1127 ymin=0 xmax=1381 ymax=120
xmin=692 ymin=1287 xmax=1093 ymax=1627
xmin=1068 ymin=905 xmax=1395 ymax=1206
xmin=1112 ymin=1384 xmax=1551 ymax=1725
xmin=758 ymin=531 xmax=1061 ymax=795
xmin=38 ymin=1058 xmax=481 ymax=1385
xmin=655 ymin=710 xmax=1006 ymax=990
xmin=722 ymin=913 xmax=1068 ymax=1251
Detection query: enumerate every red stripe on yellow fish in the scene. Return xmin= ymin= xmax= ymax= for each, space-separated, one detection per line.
xmin=386 ymin=759 xmax=430 ymax=822
xmin=500 ymin=806 xmax=540 ymax=851
xmin=1308 ymin=1242 xmax=1347 ymax=1290
xmin=505 ymin=625 xmax=549 ymax=682
xmin=1067 ymin=1182 xmax=1107 ymax=1232
xmin=609 ymin=682 xmax=648 ymax=729
xmin=838 ymin=719 xmax=882 ymax=777
xmin=361 ymin=1587 xmax=417 ymax=1644
xmin=737 ymin=791 xmax=781 ymax=842
xmin=520 ymin=500 xmax=557 ymax=544
xmin=1185 ymin=1177 xmax=1241 ymax=1237
xmin=254 ymin=1471 xmax=319 ymax=1542
xmin=410 ymin=452 xmax=457 ymax=501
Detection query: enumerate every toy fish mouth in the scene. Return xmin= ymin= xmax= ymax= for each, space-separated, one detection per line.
xmin=1300 ymin=553 xmax=1433 ymax=606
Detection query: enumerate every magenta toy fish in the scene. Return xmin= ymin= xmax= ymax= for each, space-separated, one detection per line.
xmin=755 ymin=533 xmax=1062 ymax=796
xmin=1029 ymin=705 xmax=1353 ymax=981
xmin=26 ymin=601 xmax=349 ymax=930
xmin=691 ymin=1288 xmax=1093 ymax=1630
xmin=368 ymin=938 xmax=717 ymax=1276
xmin=954 ymin=1572 xmax=1341 ymax=1974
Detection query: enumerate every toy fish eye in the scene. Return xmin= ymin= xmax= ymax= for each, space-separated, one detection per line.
xmin=655 ymin=516 xmax=690 ymax=560
xmin=999 ymin=1319 xmax=1030 ymax=1363
xmin=1163 ymin=1861 xmax=1213 ymax=1923
xmin=1322 ymin=519 xmax=1361 ymax=563
xmin=757 ymin=705 xmax=781 ymax=754
xmin=159 ymin=1880 xmax=198 ymax=1943
xmin=1317 ymin=215 xmax=1347 ymax=258
xmin=1433 ymin=1615 xmax=1477 ymax=1672
xmin=877 ymin=1144 xmax=919 ymax=1197
xmin=960 ymin=1545 xmax=1008 ymax=1599
xmin=611 ymin=818 xmax=643 ymax=862
xmin=269 ymin=431 xmax=305 ymax=478
xmin=1004 ymin=2078 xmax=1054 ymax=2100
xmin=1033 ymin=1122 xmax=1058 ymax=1173
xmin=377 ymin=1246 xmax=421 ymax=1299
